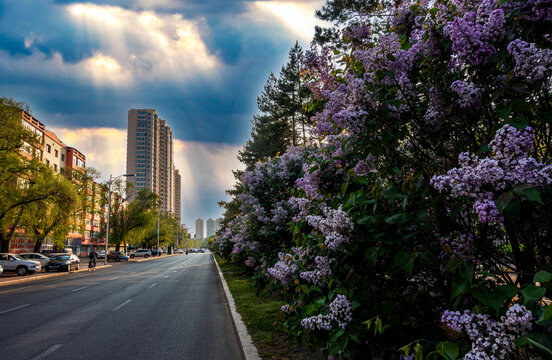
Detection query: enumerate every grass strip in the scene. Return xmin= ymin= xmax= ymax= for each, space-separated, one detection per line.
xmin=215 ymin=255 xmax=319 ymax=359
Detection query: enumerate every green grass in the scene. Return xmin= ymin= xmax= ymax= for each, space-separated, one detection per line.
xmin=216 ymin=255 xmax=285 ymax=346
xmin=215 ymin=256 xmax=320 ymax=359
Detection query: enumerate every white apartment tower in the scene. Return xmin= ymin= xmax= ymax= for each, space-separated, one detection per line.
xmin=206 ymin=218 xmax=215 ymax=238
xmin=127 ymin=109 xmax=181 ymax=215
xmin=195 ymin=218 xmax=204 ymax=239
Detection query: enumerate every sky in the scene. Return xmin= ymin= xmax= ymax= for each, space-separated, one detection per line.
xmin=0 ymin=0 xmax=326 ymax=232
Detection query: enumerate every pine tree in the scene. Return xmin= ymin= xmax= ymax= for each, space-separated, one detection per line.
xmin=238 ymin=43 xmax=312 ymax=170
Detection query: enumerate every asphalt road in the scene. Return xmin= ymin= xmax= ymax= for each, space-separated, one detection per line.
xmin=0 ymin=254 xmax=244 ymax=360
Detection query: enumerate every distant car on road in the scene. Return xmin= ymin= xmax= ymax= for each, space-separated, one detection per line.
xmin=130 ymin=249 xmax=151 ymax=258
xmin=19 ymin=253 xmax=51 ymax=268
xmin=151 ymin=249 xmax=162 ymax=257
xmin=177 ymin=249 xmax=184 ymax=254
xmin=107 ymin=250 xmax=129 ymax=262
xmin=97 ymin=251 xmax=106 ymax=259
xmin=0 ymin=265 xmax=2 ymax=274
xmin=45 ymin=254 xmax=80 ymax=272
xmin=0 ymin=253 xmax=41 ymax=276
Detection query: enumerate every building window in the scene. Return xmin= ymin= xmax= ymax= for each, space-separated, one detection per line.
xmin=54 ymin=164 xmax=57 ymax=171
xmin=45 ymin=159 xmax=50 ymax=165
xmin=46 ymin=144 xmax=51 ymax=153
xmin=61 ymin=154 xmax=65 ymax=161
xmin=54 ymin=149 xmax=58 ymax=157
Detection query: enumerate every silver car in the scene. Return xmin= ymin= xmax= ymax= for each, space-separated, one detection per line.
xmin=19 ymin=253 xmax=51 ymax=268
xmin=0 ymin=253 xmax=41 ymax=276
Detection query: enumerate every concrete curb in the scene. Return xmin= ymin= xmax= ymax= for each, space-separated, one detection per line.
xmin=212 ymin=254 xmax=261 ymax=360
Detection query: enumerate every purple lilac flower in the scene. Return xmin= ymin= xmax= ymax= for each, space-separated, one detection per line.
xmin=353 ymin=154 xmax=377 ymax=176
xmin=442 ymin=305 xmax=533 ymax=358
xmin=301 ymin=294 xmax=353 ymax=331
xmin=328 ymin=294 xmax=353 ymax=329
xmin=306 ymin=205 xmax=354 ymax=251
xmin=444 ymin=0 xmax=506 ymax=65
xmin=244 ymin=257 xmax=255 ymax=268
xmin=431 ymin=125 xmax=552 ymax=223
xmin=280 ymin=304 xmax=291 ymax=313
xmin=267 ymin=252 xmax=298 ymax=285
xmin=300 ymin=256 xmax=332 ymax=286
xmin=507 ymin=39 xmax=552 ymax=84
xmin=450 ymin=80 xmax=481 ymax=109
xmin=440 ymin=233 xmax=474 ymax=261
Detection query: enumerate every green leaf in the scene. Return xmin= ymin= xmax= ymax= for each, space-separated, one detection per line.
xmin=543 ymin=304 xmax=552 ymax=322
xmin=534 ymin=270 xmax=552 ymax=284
xmin=473 ymin=285 xmax=518 ymax=315
xmin=521 ymin=285 xmax=546 ymax=304
xmin=436 ymin=341 xmax=459 ymax=360
xmin=429 ymin=7 xmax=439 ymax=16
xmin=451 ymin=263 xmax=473 ymax=299
xmin=502 ymin=200 xmax=521 ymax=220
xmin=516 ymin=187 xmax=543 ymax=204
xmin=509 ymin=116 xmax=529 ymax=129
xmin=357 ymin=216 xmax=376 ymax=225
xmin=496 ymin=103 xmax=512 ymax=120
xmin=496 ymin=192 xmax=513 ymax=212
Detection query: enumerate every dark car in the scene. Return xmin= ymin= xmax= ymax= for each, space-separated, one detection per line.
xmin=151 ymin=249 xmax=162 ymax=257
xmin=45 ymin=254 xmax=80 ymax=272
xmin=107 ymin=251 xmax=129 ymax=262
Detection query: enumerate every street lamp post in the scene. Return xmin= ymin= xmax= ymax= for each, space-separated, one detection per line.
xmin=105 ymin=173 xmax=134 ymax=265
xmin=157 ymin=209 xmax=160 ymax=256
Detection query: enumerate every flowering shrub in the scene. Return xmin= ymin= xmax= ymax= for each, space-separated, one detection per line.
xmin=215 ymin=0 xmax=552 ymax=358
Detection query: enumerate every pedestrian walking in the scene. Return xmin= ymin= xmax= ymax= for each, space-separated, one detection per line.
xmin=88 ymin=248 xmax=98 ymax=272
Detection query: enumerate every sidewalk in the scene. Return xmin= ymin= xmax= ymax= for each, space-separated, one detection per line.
xmin=0 ymin=254 xmax=173 ymax=287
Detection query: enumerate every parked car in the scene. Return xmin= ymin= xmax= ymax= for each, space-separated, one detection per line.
xmin=177 ymin=249 xmax=184 ymax=254
xmin=107 ymin=250 xmax=129 ymax=262
xmin=151 ymin=249 xmax=162 ymax=257
xmin=45 ymin=254 xmax=80 ymax=272
xmin=130 ymin=249 xmax=151 ymax=258
xmin=0 ymin=265 xmax=3 ymax=274
xmin=97 ymin=251 xmax=106 ymax=259
xmin=19 ymin=253 xmax=51 ymax=268
xmin=0 ymin=253 xmax=41 ymax=276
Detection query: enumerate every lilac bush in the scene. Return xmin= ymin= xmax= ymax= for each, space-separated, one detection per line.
xmin=216 ymin=0 xmax=552 ymax=357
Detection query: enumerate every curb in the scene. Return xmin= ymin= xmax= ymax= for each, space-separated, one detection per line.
xmin=212 ymin=254 xmax=261 ymax=360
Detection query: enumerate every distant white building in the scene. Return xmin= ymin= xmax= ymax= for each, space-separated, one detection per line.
xmin=206 ymin=218 xmax=215 ymax=238
xmin=195 ymin=218 xmax=204 ymax=239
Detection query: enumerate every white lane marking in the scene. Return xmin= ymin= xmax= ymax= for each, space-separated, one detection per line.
xmin=163 ymin=275 xmax=169 ymax=279
xmin=173 ymin=270 xmax=177 ymax=273
xmin=148 ymin=283 xmax=157 ymax=289
xmin=112 ymin=299 xmax=132 ymax=311
xmin=109 ymin=277 xmax=117 ymax=280
xmin=30 ymin=344 xmax=62 ymax=360
xmin=0 ymin=303 xmax=31 ymax=314
xmin=72 ymin=286 xmax=89 ymax=292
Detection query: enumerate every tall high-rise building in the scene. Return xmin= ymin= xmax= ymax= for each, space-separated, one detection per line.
xmin=127 ymin=109 xmax=181 ymax=215
xmin=195 ymin=218 xmax=204 ymax=239
xmin=206 ymin=218 xmax=215 ymax=238
xmin=174 ymin=169 xmax=181 ymax=220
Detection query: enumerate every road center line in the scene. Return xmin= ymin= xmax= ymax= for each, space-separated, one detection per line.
xmin=30 ymin=344 xmax=62 ymax=360
xmin=112 ymin=299 xmax=132 ymax=311
xmin=164 ymin=275 xmax=169 ymax=279
xmin=72 ymin=286 xmax=89 ymax=292
xmin=148 ymin=283 xmax=157 ymax=289
xmin=109 ymin=277 xmax=117 ymax=280
xmin=0 ymin=303 xmax=31 ymax=314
